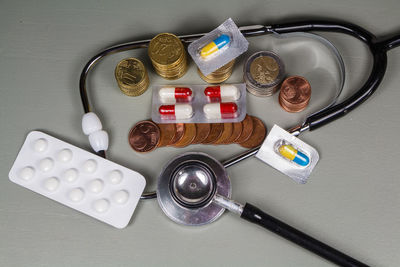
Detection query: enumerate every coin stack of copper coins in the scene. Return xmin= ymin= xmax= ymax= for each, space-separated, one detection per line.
xmin=279 ymin=76 xmax=312 ymax=112
xmin=114 ymin=58 xmax=150 ymax=96
xmin=198 ymin=60 xmax=235 ymax=83
xmin=148 ymin=33 xmax=188 ymax=80
xmin=128 ymin=115 xmax=267 ymax=153
xmin=244 ymin=51 xmax=285 ymax=97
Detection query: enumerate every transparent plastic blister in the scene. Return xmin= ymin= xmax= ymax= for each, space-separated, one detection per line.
xmin=188 ymin=18 xmax=249 ymax=76
xmin=256 ymin=125 xmax=319 ymax=183
xmin=151 ymin=84 xmax=246 ymax=124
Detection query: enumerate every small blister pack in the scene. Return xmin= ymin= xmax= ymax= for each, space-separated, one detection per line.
xmin=188 ymin=18 xmax=249 ymax=76
xmin=151 ymin=83 xmax=246 ymax=124
xmin=256 ymin=125 xmax=319 ymax=183
xmin=9 ymin=131 xmax=146 ymax=228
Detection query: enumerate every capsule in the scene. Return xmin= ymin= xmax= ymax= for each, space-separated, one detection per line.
xmin=200 ymin=34 xmax=231 ymax=59
xmin=158 ymin=87 xmax=192 ymax=103
xmin=204 ymin=85 xmax=240 ymax=102
xmin=159 ymin=104 xmax=193 ymax=119
xmin=203 ymin=102 xmax=238 ymax=119
xmin=278 ymin=145 xmax=310 ymax=166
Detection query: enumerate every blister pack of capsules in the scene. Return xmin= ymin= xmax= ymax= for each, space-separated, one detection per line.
xmin=188 ymin=18 xmax=249 ymax=76
xmin=256 ymin=125 xmax=319 ymax=184
xmin=151 ymin=83 xmax=246 ymax=124
xmin=9 ymin=131 xmax=146 ymax=228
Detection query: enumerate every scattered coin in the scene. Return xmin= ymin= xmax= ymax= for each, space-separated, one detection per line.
xmin=173 ymin=123 xmax=197 ymax=147
xmin=239 ymin=116 xmax=267 ymax=148
xmin=192 ymin=123 xmax=211 ymax=144
xmin=168 ymin=123 xmax=185 ymax=146
xmin=157 ymin=123 xmax=176 ymax=147
xmin=235 ymin=114 xmax=254 ymax=143
xmin=213 ymin=123 xmax=233 ymax=144
xmin=128 ymin=120 xmax=160 ymax=152
xmin=202 ymin=123 xmax=224 ymax=144
xmin=223 ymin=122 xmax=243 ymax=144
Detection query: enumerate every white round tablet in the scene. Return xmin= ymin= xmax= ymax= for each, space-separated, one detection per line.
xmin=34 ymin=138 xmax=48 ymax=152
xmin=83 ymin=159 xmax=97 ymax=173
xmin=113 ymin=190 xmax=129 ymax=204
xmin=62 ymin=168 xmax=79 ymax=183
xmin=39 ymin=158 xmax=54 ymax=172
xmin=44 ymin=177 xmax=59 ymax=192
xmin=107 ymin=170 xmax=123 ymax=184
xmin=19 ymin=166 xmax=35 ymax=181
xmin=57 ymin=149 xmax=73 ymax=162
xmin=88 ymin=179 xmax=104 ymax=193
xmin=68 ymin=188 xmax=85 ymax=202
xmin=93 ymin=199 xmax=110 ymax=213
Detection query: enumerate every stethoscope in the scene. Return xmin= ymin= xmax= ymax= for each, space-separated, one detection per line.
xmin=79 ymin=20 xmax=400 ymax=266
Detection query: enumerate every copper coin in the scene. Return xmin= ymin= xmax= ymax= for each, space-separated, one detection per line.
xmin=279 ymin=76 xmax=311 ymax=112
xmin=173 ymin=123 xmax=197 ymax=147
xmin=168 ymin=123 xmax=185 ymax=146
xmin=129 ymin=120 xmax=160 ymax=153
xmin=239 ymin=117 xmax=267 ymax=149
xmin=192 ymin=123 xmax=211 ymax=144
xmin=157 ymin=123 xmax=176 ymax=147
xmin=223 ymin=122 xmax=243 ymax=144
xmin=235 ymin=115 xmax=254 ymax=143
xmin=202 ymin=123 xmax=224 ymax=144
xmin=213 ymin=123 xmax=233 ymax=145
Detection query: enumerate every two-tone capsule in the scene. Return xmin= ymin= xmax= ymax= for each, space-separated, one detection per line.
xmin=204 ymin=85 xmax=240 ymax=102
xmin=203 ymin=102 xmax=238 ymax=119
xmin=159 ymin=104 xmax=193 ymax=119
xmin=278 ymin=144 xmax=310 ymax=166
xmin=200 ymin=34 xmax=231 ymax=59
xmin=158 ymin=87 xmax=192 ymax=103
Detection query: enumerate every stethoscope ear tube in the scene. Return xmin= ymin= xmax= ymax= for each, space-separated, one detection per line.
xmin=240 ymin=203 xmax=368 ymax=267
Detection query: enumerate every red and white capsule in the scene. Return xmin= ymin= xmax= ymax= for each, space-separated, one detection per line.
xmin=204 ymin=85 xmax=240 ymax=102
xmin=203 ymin=102 xmax=238 ymax=119
xmin=158 ymin=87 xmax=192 ymax=103
xmin=159 ymin=104 xmax=193 ymax=119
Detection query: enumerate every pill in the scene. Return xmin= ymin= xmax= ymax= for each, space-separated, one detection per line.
xmin=113 ymin=190 xmax=129 ymax=204
xmin=34 ymin=138 xmax=48 ymax=152
xmin=88 ymin=179 xmax=104 ymax=193
xmin=200 ymin=34 xmax=230 ymax=59
xmin=93 ymin=199 xmax=110 ymax=213
xmin=57 ymin=149 xmax=73 ymax=162
xmin=39 ymin=158 xmax=54 ymax=172
xmin=19 ymin=166 xmax=35 ymax=181
xmin=69 ymin=188 xmax=85 ymax=202
xmin=107 ymin=170 xmax=123 ymax=184
xmin=158 ymin=87 xmax=192 ymax=103
xmin=203 ymin=102 xmax=238 ymax=119
xmin=204 ymin=85 xmax=240 ymax=101
xmin=62 ymin=168 xmax=79 ymax=183
xmin=44 ymin=177 xmax=60 ymax=192
xmin=279 ymin=145 xmax=310 ymax=166
xmin=159 ymin=104 xmax=193 ymax=119
xmin=83 ymin=159 xmax=97 ymax=173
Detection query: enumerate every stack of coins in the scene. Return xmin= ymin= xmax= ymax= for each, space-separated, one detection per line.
xmin=115 ymin=58 xmax=149 ymax=96
xmin=148 ymin=33 xmax=187 ymax=80
xmin=244 ymin=51 xmax=285 ymax=97
xmin=197 ymin=60 xmax=235 ymax=83
xmin=128 ymin=115 xmax=267 ymax=153
xmin=279 ymin=76 xmax=311 ymax=112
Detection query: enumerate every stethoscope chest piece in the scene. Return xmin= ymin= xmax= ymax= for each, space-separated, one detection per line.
xmin=157 ymin=152 xmax=231 ymax=226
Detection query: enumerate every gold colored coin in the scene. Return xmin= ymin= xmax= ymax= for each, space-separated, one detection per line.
xmin=115 ymin=58 xmax=149 ymax=96
xmin=149 ymin=33 xmax=183 ymax=65
xmin=198 ymin=60 xmax=235 ymax=84
xmin=250 ymin=56 xmax=279 ymax=84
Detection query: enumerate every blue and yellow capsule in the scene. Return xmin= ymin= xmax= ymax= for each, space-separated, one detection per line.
xmin=279 ymin=145 xmax=310 ymax=167
xmin=200 ymin=34 xmax=230 ymax=59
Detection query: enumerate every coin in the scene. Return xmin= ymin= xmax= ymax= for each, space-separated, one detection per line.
xmin=128 ymin=120 xmax=160 ymax=153
xmin=239 ymin=117 xmax=267 ymax=148
xmin=173 ymin=123 xmax=196 ymax=147
xmin=192 ymin=123 xmax=211 ymax=144
xmin=115 ymin=58 xmax=149 ymax=96
xmin=223 ymin=122 xmax=242 ymax=144
xmin=168 ymin=123 xmax=185 ymax=146
xmin=198 ymin=60 xmax=235 ymax=84
xmin=250 ymin=56 xmax=279 ymax=84
xmin=202 ymin=123 xmax=224 ymax=144
xmin=213 ymin=123 xmax=233 ymax=144
xmin=157 ymin=123 xmax=176 ymax=147
xmin=235 ymin=115 xmax=254 ymax=143
xmin=279 ymin=76 xmax=311 ymax=112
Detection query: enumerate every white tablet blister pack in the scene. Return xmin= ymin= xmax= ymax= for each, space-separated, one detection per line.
xmin=9 ymin=131 xmax=146 ymax=229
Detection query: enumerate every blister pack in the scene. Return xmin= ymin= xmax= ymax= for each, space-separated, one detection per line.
xmin=9 ymin=131 xmax=146 ymax=228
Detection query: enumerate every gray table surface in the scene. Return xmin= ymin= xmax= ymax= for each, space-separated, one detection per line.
xmin=1 ymin=0 xmax=400 ymax=266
